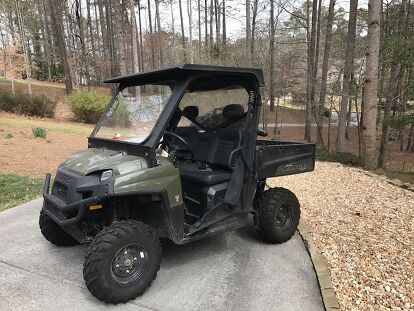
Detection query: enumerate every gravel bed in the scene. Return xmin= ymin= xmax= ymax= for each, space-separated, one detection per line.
xmin=267 ymin=162 xmax=414 ymax=310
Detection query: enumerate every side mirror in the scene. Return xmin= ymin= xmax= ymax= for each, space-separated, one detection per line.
xmin=257 ymin=129 xmax=268 ymax=137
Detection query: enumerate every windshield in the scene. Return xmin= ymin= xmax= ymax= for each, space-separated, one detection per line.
xmin=94 ymin=84 xmax=172 ymax=143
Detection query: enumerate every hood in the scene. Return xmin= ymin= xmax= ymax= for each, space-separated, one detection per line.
xmin=62 ymin=148 xmax=147 ymax=176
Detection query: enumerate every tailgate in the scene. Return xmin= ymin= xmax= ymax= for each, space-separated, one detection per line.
xmin=255 ymin=140 xmax=315 ymax=179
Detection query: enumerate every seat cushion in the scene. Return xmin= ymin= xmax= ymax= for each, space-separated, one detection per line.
xmin=180 ymin=169 xmax=231 ymax=185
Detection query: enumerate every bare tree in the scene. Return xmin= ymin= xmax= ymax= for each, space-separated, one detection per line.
xmin=269 ymin=0 xmax=275 ymax=111
xmin=362 ymin=0 xmax=381 ymax=169
xmin=204 ymin=0 xmax=208 ymax=48
xmin=337 ymin=0 xmax=358 ymax=152
xmin=188 ymin=0 xmax=193 ymax=63
xmin=246 ymin=0 xmax=250 ymax=61
xmin=86 ymin=0 xmax=96 ymax=60
xmin=222 ymin=0 xmax=226 ymax=59
xmin=305 ymin=0 xmax=318 ymax=142
xmin=130 ymin=0 xmax=139 ymax=74
xmin=317 ymin=0 xmax=336 ymax=145
xmin=48 ymin=0 xmax=72 ymax=94
xmin=155 ymin=0 xmax=163 ymax=67
xmin=198 ymin=0 xmax=201 ymax=55
xmin=178 ymin=0 xmax=186 ymax=61
xmin=147 ymin=0 xmax=156 ymax=68
xmin=250 ymin=0 xmax=259 ymax=64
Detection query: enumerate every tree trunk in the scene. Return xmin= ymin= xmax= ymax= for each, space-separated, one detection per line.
xmin=313 ymin=0 xmax=322 ymax=144
xmin=138 ymin=0 xmax=144 ymax=71
xmin=250 ymin=0 xmax=258 ymax=65
xmin=16 ymin=0 xmax=32 ymax=96
xmin=337 ymin=0 xmax=358 ymax=152
xmin=198 ymin=0 xmax=201 ymax=56
xmin=48 ymin=0 xmax=72 ymax=94
xmin=155 ymin=0 xmax=163 ymax=67
xmin=40 ymin=0 xmax=52 ymax=80
xmin=317 ymin=0 xmax=336 ymax=145
xmin=204 ymin=0 xmax=208 ymax=48
xmin=188 ymin=0 xmax=193 ymax=63
xmin=246 ymin=0 xmax=250 ymax=61
xmin=147 ymin=0 xmax=156 ymax=68
xmin=86 ymin=0 xmax=96 ymax=60
xmin=378 ymin=0 xmax=407 ymax=168
xmin=209 ymin=0 xmax=213 ymax=54
xmin=222 ymin=0 xmax=226 ymax=61
xmin=214 ymin=0 xmax=221 ymax=57
xmin=305 ymin=0 xmax=316 ymax=142
xmin=94 ymin=0 xmax=102 ymax=59
xmin=130 ymin=0 xmax=139 ymax=74
xmin=178 ymin=0 xmax=186 ymax=61
xmin=269 ymin=0 xmax=275 ymax=112
xmin=75 ymin=0 xmax=90 ymax=86
xmin=98 ymin=0 xmax=109 ymax=77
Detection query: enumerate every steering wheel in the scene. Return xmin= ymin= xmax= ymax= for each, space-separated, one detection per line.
xmin=162 ymin=131 xmax=193 ymax=160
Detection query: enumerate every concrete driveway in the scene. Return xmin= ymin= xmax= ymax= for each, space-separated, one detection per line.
xmin=0 ymin=199 xmax=324 ymax=311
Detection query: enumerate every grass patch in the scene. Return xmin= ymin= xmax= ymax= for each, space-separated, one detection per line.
xmin=0 ymin=77 xmax=65 ymax=89
xmin=32 ymin=126 xmax=47 ymax=138
xmin=316 ymin=147 xmax=361 ymax=166
xmin=4 ymin=133 xmax=13 ymax=139
xmin=0 ymin=117 xmax=92 ymax=135
xmin=375 ymin=169 xmax=414 ymax=185
xmin=0 ymin=173 xmax=44 ymax=212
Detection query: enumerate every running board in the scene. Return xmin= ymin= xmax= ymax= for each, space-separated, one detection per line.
xmin=179 ymin=213 xmax=249 ymax=244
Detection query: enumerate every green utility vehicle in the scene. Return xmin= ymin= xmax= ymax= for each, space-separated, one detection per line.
xmin=40 ymin=64 xmax=315 ymax=304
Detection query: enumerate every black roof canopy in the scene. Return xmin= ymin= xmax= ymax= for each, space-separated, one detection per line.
xmin=103 ymin=64 xmax=265 ymax=87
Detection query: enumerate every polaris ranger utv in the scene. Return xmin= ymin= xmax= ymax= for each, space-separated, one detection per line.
xmin=40 ymin=64 xmax=315 ymax=304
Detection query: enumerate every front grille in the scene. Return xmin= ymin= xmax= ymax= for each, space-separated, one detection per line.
xmin=52 ymin=182 xmax=68 ymax=202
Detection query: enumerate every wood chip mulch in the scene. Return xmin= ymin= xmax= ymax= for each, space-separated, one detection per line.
xmin=268 ymin=162 xmax=413 ymax=310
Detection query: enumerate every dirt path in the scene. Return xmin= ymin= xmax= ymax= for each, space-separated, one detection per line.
xmin=0 ymin=113 xmax=91 ymax=176
xmin=268 ymin=162 xmax=414 ymax=310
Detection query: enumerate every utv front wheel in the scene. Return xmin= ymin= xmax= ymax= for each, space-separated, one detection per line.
xmin=254 ymin=187 xmax=300 ymax=243
xmin=83 ymin=220 xmax=161 ymax=304
xmin=39 ymin=209 xmax=78 ymax=246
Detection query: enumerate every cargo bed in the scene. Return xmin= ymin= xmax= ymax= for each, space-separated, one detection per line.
xmin=255 ymin=140 xmax=315 ymax=179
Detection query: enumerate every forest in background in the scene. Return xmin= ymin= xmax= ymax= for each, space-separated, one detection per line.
xmin=0 ymin=0 xmax=413 ymax=171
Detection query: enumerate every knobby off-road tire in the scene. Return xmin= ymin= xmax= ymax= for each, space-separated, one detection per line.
xmin=39 ymin=209 xmax=78 ymax=246
xmin=254 ymin=187 xmax=300 ymax=244
xmin=83 ymin=220 xmax=162 ymax=304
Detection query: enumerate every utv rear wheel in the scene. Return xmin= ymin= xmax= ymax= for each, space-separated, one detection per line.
xmin=39 ymin=209 xmax=78 ymax=246
xmin=254 ymin=187 xmax=300 ymax=243
xmin=83 ymin=220 xmax=161 ymax=304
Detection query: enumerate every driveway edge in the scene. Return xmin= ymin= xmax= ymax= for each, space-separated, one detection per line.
xmin=298 ymin=220 xmax=339 ymax=310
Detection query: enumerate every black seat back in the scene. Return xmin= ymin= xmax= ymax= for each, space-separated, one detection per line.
xmin=213 ymin=128 xmax=241 ymax=168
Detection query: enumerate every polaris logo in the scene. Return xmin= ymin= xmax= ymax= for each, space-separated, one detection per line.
xmin=281 ymin=163 xmax=311 ymax=173
xmin=57 ymin=172 xmax=72 ymax=184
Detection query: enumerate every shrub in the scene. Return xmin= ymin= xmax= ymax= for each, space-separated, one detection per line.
xmin=25 ymin=95 xmax=56 ymax=118
xmin=0 ymin=89 xmax=56 ymax=117
xmin=0 ymin=89 xmax=18 ymax=112
xmin=316 ymin=147 xmax=361 ymax=166
xmin=68 ymin=90 xmax=110 ymax=123
xmin=4 ymin=133 xmax=13 ymax=139
xmin=32 ymin=126 xmax=47 ymax=139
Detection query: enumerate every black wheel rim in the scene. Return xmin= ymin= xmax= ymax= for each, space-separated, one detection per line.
xmin=111 ymin=243 xmax=149 ymax=284
xmin=275 ymin=204 xmax=293 ymax=230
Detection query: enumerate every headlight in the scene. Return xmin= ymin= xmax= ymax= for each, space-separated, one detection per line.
xmin=100 ymin=170 xmax=113 ymax=181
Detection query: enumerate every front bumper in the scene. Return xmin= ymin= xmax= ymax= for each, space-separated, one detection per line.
xmin=42 ymin=170 xmax=113 ymax=227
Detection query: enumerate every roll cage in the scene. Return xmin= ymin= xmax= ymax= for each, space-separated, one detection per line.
xmin=88 ymin=64 xmax=265 ymax=167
